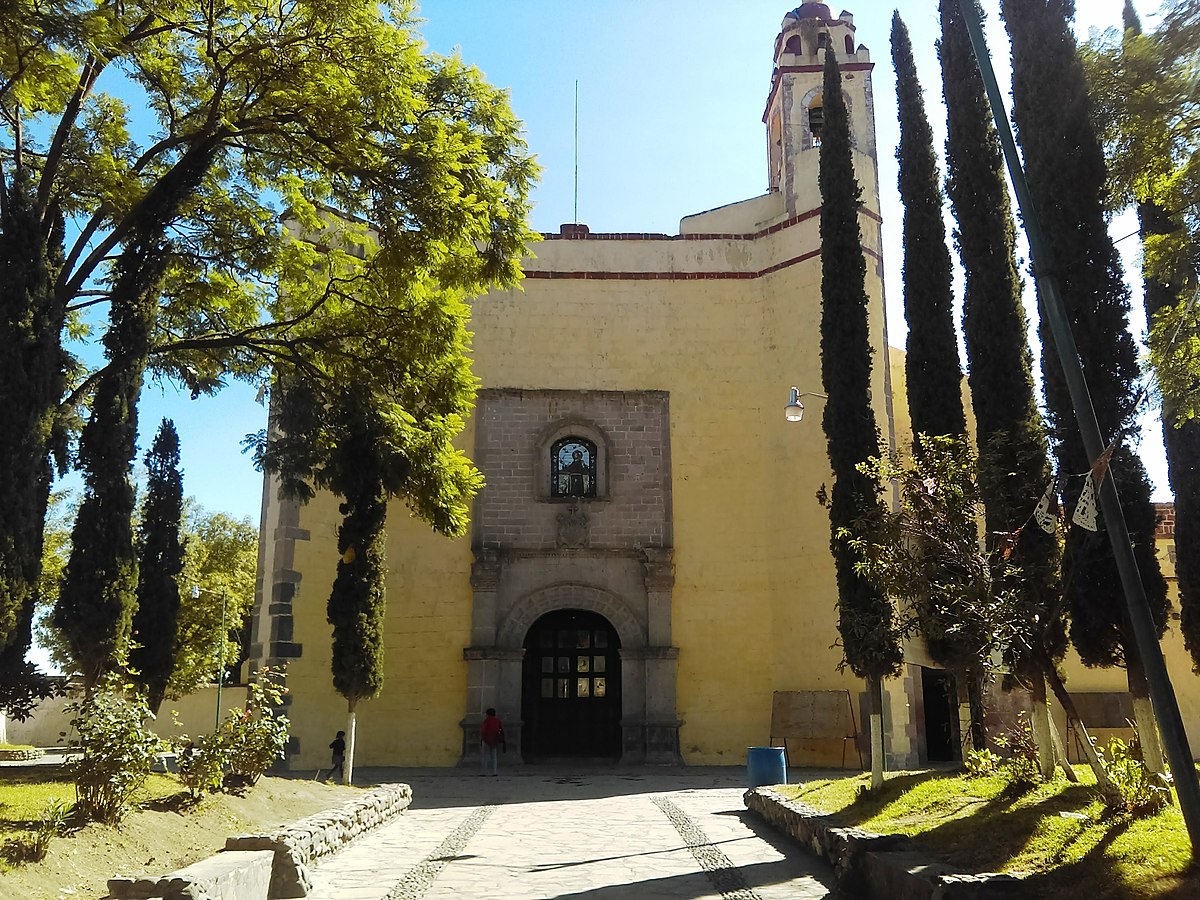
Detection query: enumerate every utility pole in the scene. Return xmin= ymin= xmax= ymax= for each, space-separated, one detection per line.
xmin=958 ymin=0 xmax=1200 ymax=854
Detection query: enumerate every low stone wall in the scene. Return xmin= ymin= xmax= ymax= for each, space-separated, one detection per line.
xmin=743 ymin=787 xmax=1027 ymax=900
xmin=108 ymin=850 xmax=274 ymax=900
xmin=0 ymin=746 xmax=44 ymax=761
xmin=226 ymin=782 xmax=413 ymax=898
xmin=107 ymin=782 xmax=413 ymax=900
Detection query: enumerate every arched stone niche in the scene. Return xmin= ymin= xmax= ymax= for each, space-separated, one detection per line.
xmin=496 ymin=583 xmax=644 ymax=650
xmin=461 ymin=569 xmax=680 ymax=766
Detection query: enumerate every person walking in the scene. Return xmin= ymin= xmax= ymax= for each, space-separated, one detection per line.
xmin=322 ymin=730 xmax=346 ymax=783
xmin=480 ymin=708 xmax=505 ymax=776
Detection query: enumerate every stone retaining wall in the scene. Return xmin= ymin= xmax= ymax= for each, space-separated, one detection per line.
xmin=743 ymin=787 xmax=1027 ymax=900
xmin=108 ymin=850 xmax=274 ymax=900
xmin=107 ymin=782 xmax=413 ymax=900
xmin=0 ymin=746 xmax=44 ymax=760
xmin=226 ymin=782 xmax=413 ymax=898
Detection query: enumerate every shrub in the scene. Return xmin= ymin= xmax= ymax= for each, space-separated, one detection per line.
xmin=66 ymin=677 xmax=164 ymax=823
xmin=30 ymin=798 xmax=70 ymax=861
xmin=963 ymin=747 xmax=1002 ymax=778
xmin=0 ymin=799 xmax=70 ymax=865
xmin=176 ymin=731 xmax=230 ymax=800
xmin=1097 ymin=737 xmax=1171 ymax=817
xmin=994 ymin=713 xmax=1041 ymax=794
xmin=223 ymin=666 xmax=290 ymax=788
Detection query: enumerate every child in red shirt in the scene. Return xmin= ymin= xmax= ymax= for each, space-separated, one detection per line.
xmin=480 ymin=708 xmax=505 ymax=776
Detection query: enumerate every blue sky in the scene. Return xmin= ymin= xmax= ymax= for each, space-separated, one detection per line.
xmin=116 ymin=0 xmax=1166 ymax=527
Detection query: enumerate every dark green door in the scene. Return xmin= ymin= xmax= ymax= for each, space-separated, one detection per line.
xmin=522 ymin=609 xmax=621 ymax=759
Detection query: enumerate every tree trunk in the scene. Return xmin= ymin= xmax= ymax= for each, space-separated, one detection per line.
xmin=1043 ymin=662 xmax=1119 ymax=800
xmin=965 ymin=670 xmax=986 ymax=753
xmin=869 ymin=677 xmax=885 ymax=791
xmin=1048 ymin=712 xmax=1079 ymax=783
xmin=345 ymin=702 xmax=357 ymax=786
xmin=1029 ymin=674 xmax=1055 ymax=779
xmin=1126 ymin=649 xmax=1166 ymax=774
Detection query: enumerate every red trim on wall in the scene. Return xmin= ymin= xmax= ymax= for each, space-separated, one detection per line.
xmin=523 ymin=244 xmax=884 ymax=281
xmin=540 ymin=204 xmax=880 ymax=244
xmin=775 ymin=62 xmax=874 ymax=75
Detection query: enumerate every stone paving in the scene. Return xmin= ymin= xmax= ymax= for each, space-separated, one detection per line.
xmin=305 ymin=767 xmax=835 ymax=900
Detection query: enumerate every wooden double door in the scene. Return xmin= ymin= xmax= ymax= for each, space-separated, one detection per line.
xmin=521 ymin=609 xmax=622 ymax=759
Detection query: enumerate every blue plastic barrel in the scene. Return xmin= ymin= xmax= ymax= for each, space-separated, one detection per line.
xmin=747 ymin=746 xmax=787 ymax=787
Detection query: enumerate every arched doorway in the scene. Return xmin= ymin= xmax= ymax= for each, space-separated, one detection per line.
xmin=521 ymin=608 xmax=622 ymax=760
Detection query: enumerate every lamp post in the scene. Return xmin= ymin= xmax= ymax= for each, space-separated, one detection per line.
xmin=784 ymin=387 xmax=828 ymax=423
xmin=192 ymin=584 xmax=229 ymax=730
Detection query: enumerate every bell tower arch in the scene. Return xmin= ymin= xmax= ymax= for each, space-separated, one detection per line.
xmin=763 ymin=4 xmax=880 ymax=219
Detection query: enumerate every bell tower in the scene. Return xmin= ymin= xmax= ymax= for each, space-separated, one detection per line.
xmin=764 ymin=4 xmax=879 ymax=219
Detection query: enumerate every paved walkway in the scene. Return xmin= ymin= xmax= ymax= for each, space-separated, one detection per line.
xmin=306 ymin=767 xmax=834 ymax=900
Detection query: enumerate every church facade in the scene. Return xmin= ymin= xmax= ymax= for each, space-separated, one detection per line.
xmin=250 ymin=3 xmax=922 ymax=770
xmin=251 ymin=4 xmax=1200 ymax=772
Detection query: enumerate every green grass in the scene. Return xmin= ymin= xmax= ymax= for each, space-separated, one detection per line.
xmin=0 ymin=772 xmax=178 ymax=872
xmin=779 ymin=770 xmax=1197 ymax=899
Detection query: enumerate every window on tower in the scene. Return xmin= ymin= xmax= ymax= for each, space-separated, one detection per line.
xmin=845 ymin=35 xmax=855 ymax=55
xmin=817 ymin=32 xmax=829 ymax=50
xmin=809 ymin=104 xmax=824 ymax=146
xmin=784 ymin=35 xmax=803 ymax=55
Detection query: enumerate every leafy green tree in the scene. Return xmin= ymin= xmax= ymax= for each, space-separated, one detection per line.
xmin=817 ymin=49 xmax=902 ymax=791
xmin=168 ymin=506 xmax=257 ymax=700
xmin=852 ymin=436 xmax=1018 ymax=720
xmin=1084 ymin=0 xmax=1198 ymax=310
xmin=1004 ymin=0 xmax=1169 ymax=772
xmin=130 ymin=419 xmax=185 ymax=713
xmin=1087 ymin=0 xmax=1200 ymax=673
xmin=892 ymin=12 xmax=986 ymax=751
xmin=1 ymin=0 xmax=536 ymax=674
xmin=939 ymin=0 xmax=1065 ymax=776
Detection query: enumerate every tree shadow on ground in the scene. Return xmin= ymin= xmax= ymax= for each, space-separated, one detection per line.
xmin=145 ymin=790 xmax=201 ymax=814
xmin=808 ymin=773 xmax=1198 ymax=900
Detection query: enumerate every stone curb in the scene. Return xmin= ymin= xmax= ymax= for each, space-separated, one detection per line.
xmin=107 ymin=782 xmax=413 ymax=900
xmin=226 ymin=782 xmax=414 ymax=898
xmin=0 ymin=747 xmax=44 ymax=760
xmin=743 ymin=787 xmax=1027 ymax=899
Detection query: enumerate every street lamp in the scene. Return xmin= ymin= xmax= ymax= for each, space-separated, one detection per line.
xmin=192 ymin=584 xmax=229 ymax=730
xmin=784 ymin=386 xmax=828 ymax=422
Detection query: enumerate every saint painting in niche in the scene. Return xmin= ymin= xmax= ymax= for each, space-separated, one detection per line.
xmin=551 ymin=437 xmax=596 ymax=498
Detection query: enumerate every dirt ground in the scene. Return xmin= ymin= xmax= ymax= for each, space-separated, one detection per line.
xmin=3 ymin=775 xmax=358 ymax=900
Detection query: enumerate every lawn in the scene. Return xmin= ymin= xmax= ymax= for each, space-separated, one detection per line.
xmin=779 ymin=769 xmax=1198 ymax=899
xmin=0 ymin=769 xmax=357 ymax=900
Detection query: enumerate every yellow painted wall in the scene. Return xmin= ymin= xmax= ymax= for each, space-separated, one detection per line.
xmin=279 ymin=200 xmax=898 ymax=769
xmin=7 ymin=685 xmax=248 ymax=748
xmin=285 ymin=485 xmax=475 ymax=770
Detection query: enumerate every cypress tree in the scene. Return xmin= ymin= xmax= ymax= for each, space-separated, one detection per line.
xmin=327 ymin=452 xmax=387 ymax=786
xmin=0 ymin=170 xmax=69 ymax=713
xmin=890 ymin=12 xmax=966 ymax=446
xmin=1004 ymin=0 xmax=1169 ymax=770
xmin=1118 ymin=0 xmax=1200 ymax=674
xmin=130 ymin=420 xmax=185 ymax=714
xmin=939 ymin=0 xmax=1065 ymax=774
xmin=53 ymin=298 xmax=147 ymax=688
xmin=892 ymin=12 xmax=986 ymax=751
xmin=271 ymin=381 xmax=398 ymax=785
xmin=54 ymin=144 xmax=216 ymax=690
xmin=818 ymin=49 xmax=902 ymax=789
